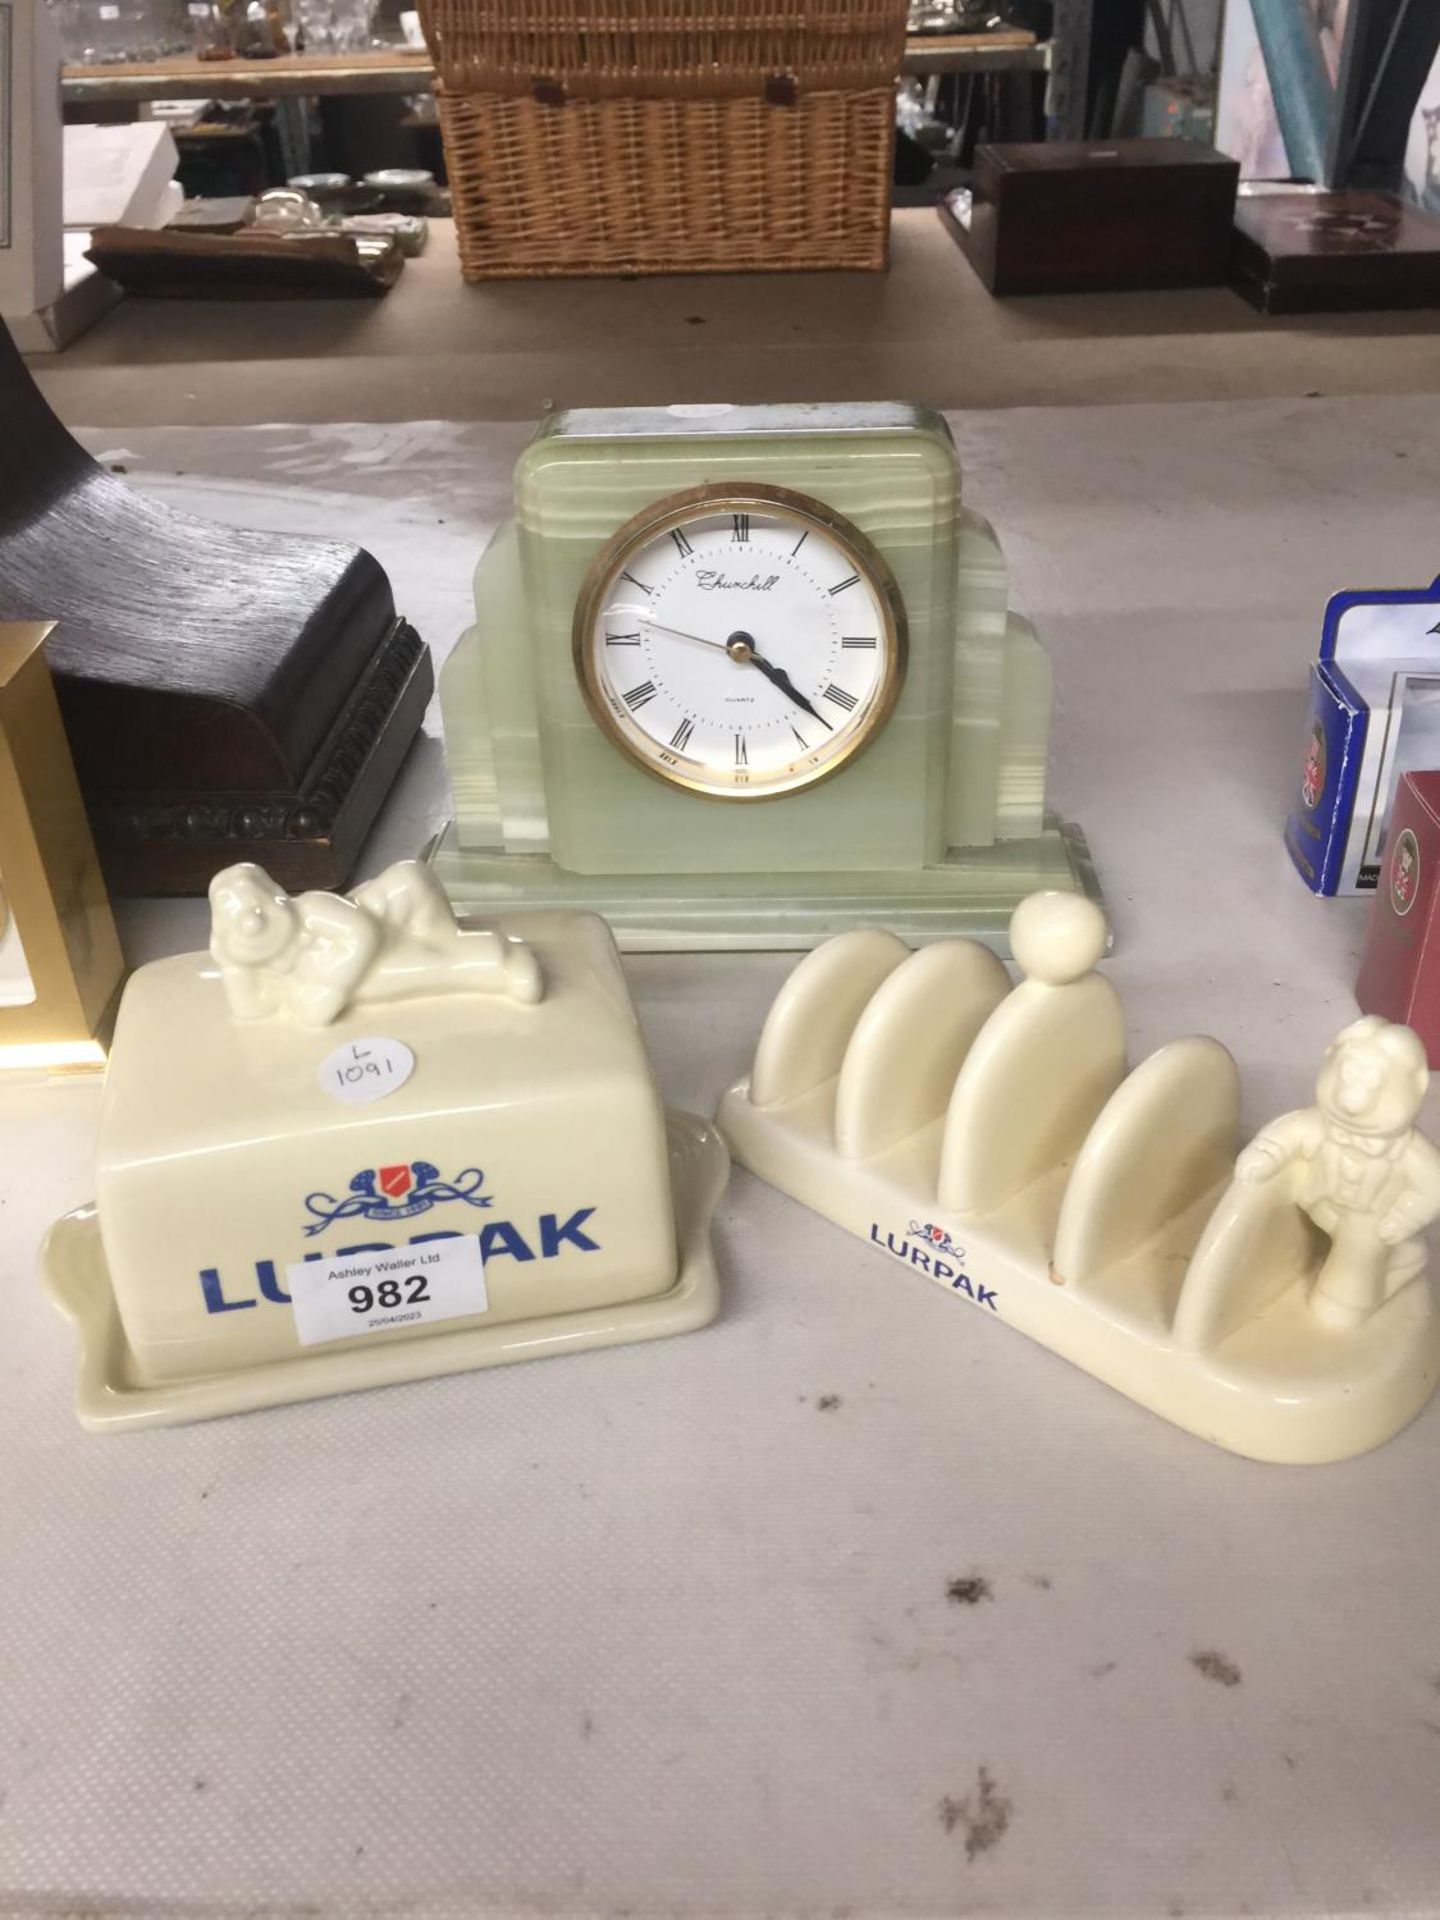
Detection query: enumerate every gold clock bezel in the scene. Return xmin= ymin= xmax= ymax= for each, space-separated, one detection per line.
xmin=572 ymin=481 xmax=909 ymax=803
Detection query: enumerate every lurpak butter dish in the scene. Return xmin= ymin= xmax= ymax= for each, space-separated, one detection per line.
xmin=43 ymin=862 xmax=727 ymax=1431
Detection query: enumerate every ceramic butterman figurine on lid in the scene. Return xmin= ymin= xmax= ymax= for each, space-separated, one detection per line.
xmin=42 ymin=861 xmax=727 ymax=1430
xmin=208 ymin=860 xmax=542 ymax=1024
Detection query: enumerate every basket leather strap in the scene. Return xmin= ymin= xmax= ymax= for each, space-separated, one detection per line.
xmin=525 ymin=71 xmax=802 ymax=105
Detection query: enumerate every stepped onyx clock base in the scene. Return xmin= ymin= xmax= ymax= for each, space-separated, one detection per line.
xmin=428 ymin=818 xmax=1099 ymax=953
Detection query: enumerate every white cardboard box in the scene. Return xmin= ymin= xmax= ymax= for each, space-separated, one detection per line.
xmin=5 ymin=229 xmax=122 ymax=352
xmin=62 ymin=123 xmax=182 ymax=230
xmin=0 ymin=0 xmax=64 ymax=321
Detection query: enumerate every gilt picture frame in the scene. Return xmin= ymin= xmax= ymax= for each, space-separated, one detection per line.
xmin=0 ymin=621 xmax=125 ymax=1069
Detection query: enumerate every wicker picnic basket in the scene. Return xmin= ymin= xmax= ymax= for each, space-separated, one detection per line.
xmin=417 ymin=1 xmax=911 ymax=280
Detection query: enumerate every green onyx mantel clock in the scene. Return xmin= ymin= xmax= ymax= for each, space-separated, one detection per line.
xmin=433 ymin=403 xmax=1095 ymax=949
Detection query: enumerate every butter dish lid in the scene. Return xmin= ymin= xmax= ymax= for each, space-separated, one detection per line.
xmin=98 ymin=862 xmax=643 ymax=1170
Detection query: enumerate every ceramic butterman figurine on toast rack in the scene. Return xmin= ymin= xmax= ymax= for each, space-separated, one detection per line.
xmin=209 ymin=859 xmax=543 ymax=1027
xmin=717 ymin=892 xmax=1440 ymax=1463
xmin=1231 ymin=1019 xmax=1440 ymax=1332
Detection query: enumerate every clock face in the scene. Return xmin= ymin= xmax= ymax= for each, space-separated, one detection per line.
xmin=573 ymin=484 xmax=907 ymax=800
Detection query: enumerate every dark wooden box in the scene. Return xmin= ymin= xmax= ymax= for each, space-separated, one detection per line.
xmin=0 ymin=326 xmax=432 ymax=897
xmin=1232 ymin=189 xmax=1440 ymax=314
xmin=940 ymin=138 xmax=1240 ymax=296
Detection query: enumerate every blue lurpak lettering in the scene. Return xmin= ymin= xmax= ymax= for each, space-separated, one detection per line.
xmin=869 ymin=1223 xmax=999 ymax=1311
xmin=197 ymin=1209 xmax=601 ymax=1315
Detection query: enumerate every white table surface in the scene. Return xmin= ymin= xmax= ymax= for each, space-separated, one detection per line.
xmin=4 ymin=401 xmax=1440 ymax=1919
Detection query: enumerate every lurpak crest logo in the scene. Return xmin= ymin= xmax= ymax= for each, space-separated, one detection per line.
xmin=909 ymin=1221 xmax=965 ymax=1262
xmin=872 ymin=1221 xmax=997 ymax=1310
xmin=304 ymin=1162 xmax=493 ymax=1236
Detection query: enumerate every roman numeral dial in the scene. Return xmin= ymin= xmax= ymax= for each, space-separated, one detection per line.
xmin=578 ymin=488 xmax=906 ymax=800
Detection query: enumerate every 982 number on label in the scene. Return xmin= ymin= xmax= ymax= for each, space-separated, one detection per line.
xmin=348 ymin=1274 xmax=430 ymax=1314
xmin=286 ymin=1234 xmax=489 ymax=1348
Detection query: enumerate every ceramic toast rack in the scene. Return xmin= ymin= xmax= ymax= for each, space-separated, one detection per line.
xmin=43 ymin=861 xmax=727 ymax=1431
xmin=717 ymin=892 xmax=1440 ymax=1463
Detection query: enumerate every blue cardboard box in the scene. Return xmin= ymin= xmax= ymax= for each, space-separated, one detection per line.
xmin=1286 ymin=576 xmax=1440 ymax=896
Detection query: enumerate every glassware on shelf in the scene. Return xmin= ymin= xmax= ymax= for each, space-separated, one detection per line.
xmin=50 ymin=0 xmax=207 ymax=59
xmin=294 ymin=0 xmax=373 ymax=52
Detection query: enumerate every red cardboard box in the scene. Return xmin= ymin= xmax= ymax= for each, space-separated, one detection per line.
xmin=1356 ymin=771 xmax=1440 ymax=1062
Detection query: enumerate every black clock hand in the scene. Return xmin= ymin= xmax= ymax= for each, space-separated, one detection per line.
xmin=628 ymin=614 xmax=836 ymax=731
xmin=741 ymin=646 xmax=833 ymax=730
